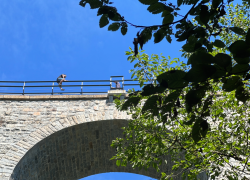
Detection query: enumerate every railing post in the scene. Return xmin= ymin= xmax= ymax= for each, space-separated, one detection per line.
xmin=122 ymin=76 xmax=124 ymax=90
xmin=110 ymin=76 xmax=112 ymax=90
xmin=81 ymin=82 xmax=83 ymax=95
xmin=23 ymin=82 xmax=25 ymax=95
xmin=52 ymin=82 xmax=54 ymax=95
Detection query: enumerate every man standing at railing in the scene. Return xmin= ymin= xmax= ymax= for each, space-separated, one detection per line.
xmin=57 ymin=74 xmax=68 ymax=91
xmin=114 ymin=81 xmax=120 ymax=89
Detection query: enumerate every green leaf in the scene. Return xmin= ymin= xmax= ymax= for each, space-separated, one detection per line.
xmin=141 ymin=84 xmax=166 ymax=96
xmin=79 ymin=0 xmax=87 ymax=7
xmin=176 ymin=26 xmax=195 ymax=42
xmin=154 ymin=28 xmax=165 ymax=43
xmin=161 ymin=103 xmax=174 ymax=114
xmin=166 ymin=35 xmax=172 ymax=43
xmin=121 ymin=160 xmax=127 ymax=167
xmin=192 ymin=119 xmax=202 ymax=143
xmin=154 ymin=84 xmax=167 ymax=93
xmin=108 ymin=23 xmax=120 ymax=31
xmin=163 ymin=89 xmax=182 ymax=104
xmin=187 ymin=51 xmax=214 ymax=65
xmin=182 ymin=43 xmax=195 ymax=52
xmin=200 ymin=120 xmax=208 ymax=137
xmin=244 ymin=73 xmax=250 ymax=80
xmin=161 ymin=10 xmax=171 ymax=17
xmin=109 ymin=13 xmax=122 ymax=21
xmin=157 ymin=70 xmax=188 ymax=89
xmin=235 ymin=86 xmax=249 ymax=103
xmin=183 ymin=115 xmax=195 ymax=125
xmin=142 ymin=95 xmax=159 ymax=114
xmin=229 ymin=40 xmax=249 ymax=54
xmin=222 ymin=76 xmax=242 ymax=92
xmin=185 ymin=87 xmax=207 ymax=110
xmin=200 ymin=5 xmax=210 ymax=24
xmin=210 ymin=65 xmax=226 ymax=79
xmin=176 ymin=31 xmax=188 ymax=42
xmin=141 ymin=27 xmax=154 ymax=44
xmin=177 ymin=0 xmax=183 ymax=6
xmin=213 ymin=39 xmax=225 ymax=48
xmin=121 ymin=97 xmax=141 ymax=110
xmin=116 ymin=160 xmax=121 ymax=166
xmin=229 ymin=27 xmax=246 ymax=35
xmin=234 ymin=55 xmax=250 ymax=64
xmin=99 ymin=14 xmax=109 ymax=28
xmin=189 ymin=5 xmax=200 ymax=15
xmin=87 ymin=0 xmax=102 ymax=9
xmin=139 ymin=0 xmax=158 ymax=5
xmin=246 ymin=28 xmax=250 ymax=46
xmin=147 ymin=2 xmax=165 ymax=14
xmin=184 ymin=64 xmax=216 ymax=83
xmin=195 ymin=27 xmax=207 ymax=37
xmin=164 ymin=6 xmax=174 ymax=12
xmin=162 ymin=14 xmax=174 ymax=24
xmin=202 ymin=95 xmax=213 ymax=113
xmin=212 ymin=0 xmax=223 ymax=9
xmin=108 ymin=11 xmax=115 ymax=19
xmin=214 ymin=53 xmax=231 ymax=68
xmin=141 ymin=84 xmax=155 ymax=96
xmin=97 ymin=6 xmax=110 ymax=16
xmin=121 ymin=23 xmax=128 ymax=35
xmin=231 ymin=64 xmax=249 ymax=74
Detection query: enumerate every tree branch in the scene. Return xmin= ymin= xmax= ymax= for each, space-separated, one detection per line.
xmin=121 ymin=2 xmax=199 ymax=29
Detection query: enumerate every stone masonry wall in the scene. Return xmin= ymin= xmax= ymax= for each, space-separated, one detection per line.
xmin=0 ymin=95 xmax=130 ymax=179
xmin=9 ymin=120 xmax=174 ymax=180
xmin=0 ymin=94 xmax=208 ymax=180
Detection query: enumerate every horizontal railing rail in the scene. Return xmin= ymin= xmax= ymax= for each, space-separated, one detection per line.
xmin=0 ymin=79 xmax=138 ymax=83
xmin=0 ymin=76 xmax=147 ymax=95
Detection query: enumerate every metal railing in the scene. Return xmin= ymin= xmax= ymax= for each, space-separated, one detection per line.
xmin=0 ymin=76 xmax=143 ymax=95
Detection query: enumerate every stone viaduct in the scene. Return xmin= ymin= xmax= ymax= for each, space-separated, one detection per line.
xmin=0 ymin=91 xmax=208 ymax=180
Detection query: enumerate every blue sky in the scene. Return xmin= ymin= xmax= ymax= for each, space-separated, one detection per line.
xmin=81 ymin=172 xmax=156 ymax=180
xmin=0 ymin=0 xmax=193 ymax=94
xmin=0 ymin=0 xmax=191 ymax=83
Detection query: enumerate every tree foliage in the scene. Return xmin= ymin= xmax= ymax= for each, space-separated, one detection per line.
xmin=79 ymin=0 xmax=250 ymax=179
xmin=113 ymin=48 xmax=250 ymax=179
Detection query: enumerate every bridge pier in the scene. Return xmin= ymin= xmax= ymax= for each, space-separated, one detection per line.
xmin=107 ymin=90 xmax=126 ymax=103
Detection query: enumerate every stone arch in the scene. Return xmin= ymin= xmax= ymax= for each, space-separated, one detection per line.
xmin=1 ymin=116 xmax=208 ymax=180
xmin=0 ymin=112 xmax=130 ymax=180
xmin=9 ymin=119 xmax=173 ymax=180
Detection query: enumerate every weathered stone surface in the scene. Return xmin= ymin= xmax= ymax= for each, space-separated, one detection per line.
xmin=9 ymin=120 xmax=162 ymax=180
xmin=0 ymin=95 xmax=207 ymax=180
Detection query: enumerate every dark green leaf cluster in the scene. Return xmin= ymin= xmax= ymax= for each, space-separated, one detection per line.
xmin=80 ymin=0 xmax=128 ymax=35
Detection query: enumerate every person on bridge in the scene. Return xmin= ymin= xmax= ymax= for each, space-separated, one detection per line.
xmin=57 ymin=74 xmax=68 ymax=91
xmin=114 ymin=81 xmax=120 ymax=89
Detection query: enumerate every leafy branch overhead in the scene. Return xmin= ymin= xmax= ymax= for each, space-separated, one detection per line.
xmin=80 ymin=0 xmax=250 ymax=54
xmin=79 ymin=0 xmax=250 ymax=110
xmin=80 ymin=1 xmax=250 ymax=179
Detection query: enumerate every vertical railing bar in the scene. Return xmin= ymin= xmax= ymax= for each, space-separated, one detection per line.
xmin=52 ymin=82 xmax=54 ymax=95
xmin=81 ymin=82 xmax=83 ymax=95
xmin=110 ymin=76 xmax=112 ymax=90
xmin=23 ymin=82 xmax=25 ymax=95
xmin=122 ymin=76 xmax=124 ymax=90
